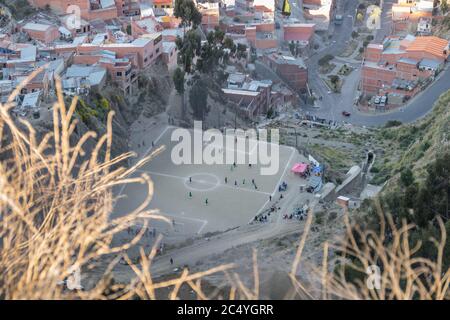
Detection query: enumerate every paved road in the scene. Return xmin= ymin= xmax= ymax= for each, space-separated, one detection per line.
xmin=302 ymin=0 xmax=360 ymax=122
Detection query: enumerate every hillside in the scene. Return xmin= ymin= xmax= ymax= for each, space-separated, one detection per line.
xmin=353 ymin=90 xmax=450 ymax=269
xmin=370 ymin=90 xmax=450 ymax=185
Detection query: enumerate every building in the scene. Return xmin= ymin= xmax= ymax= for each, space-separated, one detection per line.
xmin=245 ymin=22 xmax=277 ymax=50
xmin=302 ymin=0 xmax=334 ymax=31
xmin=198 ymin=3 xmax=220 ymax=33
xmin=62 ymin=64 xmax=107 ymax=95
xmin=263 ymin=53 xmax=308 ymax=92
xmin=153 ymin=0 xmax=173 ymax=9
xmin=361 ymin=35 xmax=449 ymax=97
xmin=73 ymin=50 xmax=137 ymax=94
xmin=283 ymin=23 xmax=315 ymax=51
xmin=417 ymin=17 xmax=432 ymax=35
xmin=30 ymin=0 xmax=119 ymax=21
xmin=162 ymin=41 xmax=177 ymax=72
xmin=22 ymin=23 xmax=60 ymax=44
xmin=392 ymin=0 xmax=433 ymax=33
xmin=222 ymin=73 xmax=273 ymax=119
xmin=77 ymin=33 xmax=163 ymax=69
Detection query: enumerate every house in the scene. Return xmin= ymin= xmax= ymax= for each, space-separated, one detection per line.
xmin=77 ymin=33 xmax=163 ymax=69
xmin=13 ymin=90 xmax=42 ymax=117
xmin=131 ymin=16 xmax=164 ymax=37
xmin=73 ymin=50 xmax=137 ymax=94
xmin=198 ymin=3 xmax=220 ymax=33
xmin=392 ymin=0 xmax=433 ymax=33
xmin=245 ymin=22 xmax=277 ymax=50
xmin=153 ymin=0 xmax=173 ymax=9
xmin=30 ymin=0 xmax=118 ymax=21
xmin=417 ymin=17 xmax=432 ymax=35
xmin=283 ymin=23 xmax=315 ymax=51
xmin=361 ymin=35 xmax=449 ymax=97
xmin=222 ymin=80 xmax=273 ymax=119
xmin=22 ymin=23 xmax=60 ymax=44
xmin=162 ymin=41 xmax=177 ymax=72
xmin=263 ymin=53 xmax=308 ymax=92
xmin=62 ymin=64 xmax=107 ymax=95
xmin=302 ymin=0 xmax=334 ymax=31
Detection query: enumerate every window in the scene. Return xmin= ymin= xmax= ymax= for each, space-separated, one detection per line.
xmin=117 ymin=72 xmax=123 ymax=77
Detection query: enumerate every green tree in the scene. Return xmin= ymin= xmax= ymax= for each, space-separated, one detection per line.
xmin=176 ymin=29 xmax=201 ymax=73
xmin=196 ymin=28 xmax=233 ymax=74
xmin=236 ymin=43 xmax=247 ymax=59
xmin=173 ymin=67 xmax=185 ymax=96
xmin=442 ymin=0 xmax=449 ymax=14
xmin=189 ymin=79 xmax=208 ymax=120
xmin=400 ymin=168 xmax=415 ymax=187
xmin=174 ymin=0 xmax=202 ymax=34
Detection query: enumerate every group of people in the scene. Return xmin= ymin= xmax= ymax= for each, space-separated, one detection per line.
xmin=186 ymin=160 xmax=261 ymax=204
xmin=254 ymin=213 xmax=271 ymax=223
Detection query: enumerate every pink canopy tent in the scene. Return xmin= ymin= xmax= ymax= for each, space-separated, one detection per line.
xmin=291 ymin=163 xmax=308 ymax=174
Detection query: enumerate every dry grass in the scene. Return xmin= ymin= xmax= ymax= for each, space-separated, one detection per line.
xmin=297 ymin=201 xmax=450 ymax=300
xmin=1 ymin=71 xmax=449 ymax=300
xmin=0 ymin=71 xmax=255 ymax=300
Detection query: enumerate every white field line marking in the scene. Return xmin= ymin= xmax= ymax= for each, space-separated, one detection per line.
xmin=159 ymin=211 xmax=208 ymax=234
xmin=136 ymin=169 xmax=272 ymax=196
xmin=131 ymin=211 xmax=208 ymax=235
xmin=249 ymin=147 xmax=296 ymax=223
xmin=117 ymin=125 xmax=171 ymax=198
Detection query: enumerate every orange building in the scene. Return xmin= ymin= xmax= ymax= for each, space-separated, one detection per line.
xmin=30 ymin=0 xmax=118 ymax=20
xmin=77 ymin=33 xmax=163 ymax=70
xmin=263 ymin=53 xmax=308 ymax=92
xmin=283 ymin=23 xmax=315 ymax=45
xmin=153 ymin=0 xmax=173 ymax=9
xmin=245 ymin=22 xmax=277 ymax=50
xmin=361 ymin=35 xmax=448 ymax=96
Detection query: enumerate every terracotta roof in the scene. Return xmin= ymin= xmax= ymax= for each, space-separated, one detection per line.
xmin=406 ymin=36 xmax=449 ymax=59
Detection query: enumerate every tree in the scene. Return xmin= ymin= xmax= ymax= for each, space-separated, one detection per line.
xmin=442 ymin=0 xmax=449 ymax=14
xmin=329 ymin=75 xmax=339 ymax=84
xmin=174 ymin=0 xmax=202 ymax=33
xmin=196 ymin=28 xmax=233 ymax=74
xmin=176 ymin=29 xmax=201 ymax=73
xmin=173 ymin=67 xmax=185 ymax=96
xmin=400 ymin=168 xmax=414 ymax=187
xmin=318 ymin=54 xmax=334 ymax=66
xmin=236 ymin=43 xmax=247 ymax=59
xmin=189 ymin=79 xmax=208 ymax=120
xmin=173 ymin=67 xmax=186 ymax=116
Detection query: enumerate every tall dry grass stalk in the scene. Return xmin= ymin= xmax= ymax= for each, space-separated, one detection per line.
xmin=292 ymin=201 xmax=450 ymax=300
xmin=0 ymin=71 xmax=254 ymax=300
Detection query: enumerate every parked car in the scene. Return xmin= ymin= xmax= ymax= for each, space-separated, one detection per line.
xmin=342 ymin=111 xmax=351 ymax=117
